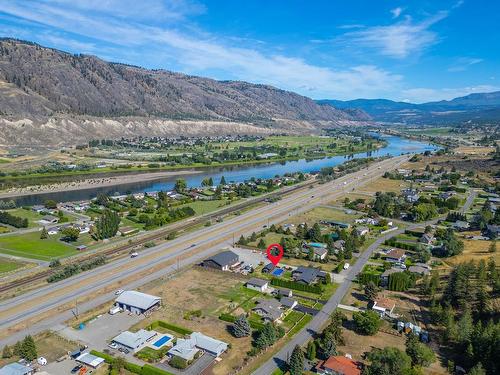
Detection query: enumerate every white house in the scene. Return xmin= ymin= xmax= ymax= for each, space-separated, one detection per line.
xmin=112 ymin=330 xmax=157 ymax=352
xmin=245 ymin=278 xmax=269 ymax=293
xmin=168 ymin=332 xmax=228 ymax=361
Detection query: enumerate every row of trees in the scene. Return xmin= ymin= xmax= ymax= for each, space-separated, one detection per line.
xmin=422 ymin=259 xmax=499 ymax=374
xmin=47 ymin=255 xmax=106 ymax=283
xmin=91 ymin=209 xmax=120 ymax=239
xmin=0 ymin=210 xmax=28 ymax=228
xmin=2 ymin=336 xmax=37 ymax=361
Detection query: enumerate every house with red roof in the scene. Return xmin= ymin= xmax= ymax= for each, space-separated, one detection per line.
xmin=315 ymin=355 xmax=362 ymax=375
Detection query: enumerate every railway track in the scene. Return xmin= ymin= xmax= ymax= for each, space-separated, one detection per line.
xmin=0 ymin=178 xmax=315 ymax=294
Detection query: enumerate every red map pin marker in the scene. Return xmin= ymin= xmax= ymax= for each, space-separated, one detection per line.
xmin=266 ymin=243 xmax=284 ymax=266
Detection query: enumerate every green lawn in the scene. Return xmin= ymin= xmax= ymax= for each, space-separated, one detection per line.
xmin=180 ymin=199 xmax=231 ymax=215
xmin=0 ymin=231 xmax=78 ymax=260
xmin=5 ymin=208 xmax=44 ymax=228
xmin=0 ymin=259 xmax=25 ymax=274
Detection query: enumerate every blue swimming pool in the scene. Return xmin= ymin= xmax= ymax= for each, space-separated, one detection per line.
xmin=272 ymin=268 xmax=284 ymax=277
xmin=152 ymin=335 xmax=172 ymax=348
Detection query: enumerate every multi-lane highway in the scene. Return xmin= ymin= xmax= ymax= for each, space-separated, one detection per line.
xmin=0 ymin=155 xmax=408 ymax=346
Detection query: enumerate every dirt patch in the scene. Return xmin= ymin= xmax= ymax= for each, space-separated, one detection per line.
xmin=446 ymin=238 xmax=499 ymax=265
xmin=134 ymin=267 xmax=254 ymax=375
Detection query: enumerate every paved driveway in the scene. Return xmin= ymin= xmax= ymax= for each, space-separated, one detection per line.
xmin=59 ymin=311 xmax=143 ymax=352
xmin=156 ymin=353 xmax=215 ymax=375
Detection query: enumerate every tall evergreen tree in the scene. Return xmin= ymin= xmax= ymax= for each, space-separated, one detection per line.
xmin=288 ymin=345 xmax=304 ymax=375
xmin=306 ymin=341 xmax=316 ymax=360
xmin=232 ymin=314 xmax=251 ymax=338
xmin=40 ymin=226 xmax=48 ymax=239
xmin=2 ymin=345 xmax=12 ymax=358
xmin=21 ymin=335 xmax=37 ymax=361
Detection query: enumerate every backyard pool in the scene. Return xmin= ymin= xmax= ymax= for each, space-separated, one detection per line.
xmin=152 ymin=335 xmax=173 ymax=348
xmin=272 ymin=268 xmax=284 ymax=277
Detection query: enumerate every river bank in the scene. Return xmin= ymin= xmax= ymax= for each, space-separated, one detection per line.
xmin=0 ymin=169 xmax=202 ymax=200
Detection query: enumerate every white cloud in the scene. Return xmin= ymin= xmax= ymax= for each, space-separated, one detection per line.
xmin=390 ymin=7 xmax=403 ymax=19
xmin=448 ymin=57 xmax=483 ymax=72
xmin=402 ymin=85 xmax=500 ymax=103
xmin=0 ymin=0 xmax=402 ymax=100
xmin=340 ymin=11 xmax=448 ymax=59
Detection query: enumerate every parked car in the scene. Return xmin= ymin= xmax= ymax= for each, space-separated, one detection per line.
xmin=108 ymin=342 xmax=118 ymax=349
xmin=71 ymin=365 xmax=83 ymax=374
xmin=343 ymin=263 xmax=350 ymax=270
xmin=130 ymin=252 xmax=139 ymax=258
xmin=37 ymin=357 xmax=47 ymax=366
xmin=115 ymin=289 xmax=124 ymax=295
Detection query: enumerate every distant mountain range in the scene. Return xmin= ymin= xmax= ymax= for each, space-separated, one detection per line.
xmin=0 ymin=38 xmax=368 ymax=147
xmin=318 ymin=91 xmax=500 ymax=124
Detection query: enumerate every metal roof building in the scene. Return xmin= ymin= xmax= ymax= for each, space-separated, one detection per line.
xmin=112 ymin=329 xmax=157 ymax=352
xmin=75 ymin=353 xmax=105 ymax=368
xmin=115 ymin=290 xmax=161 ymax=315
xmin=201 ymin=250 xmax=239 ymax=271
xmin=0 ymin=363 xmax=34 ymax=375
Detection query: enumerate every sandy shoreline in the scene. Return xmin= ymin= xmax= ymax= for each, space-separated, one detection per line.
xmin=0 ymin=170 xmax=202 ymax=199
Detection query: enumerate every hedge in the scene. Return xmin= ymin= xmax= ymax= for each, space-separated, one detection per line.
xmin=219 ymin=313 xmax=265 ymax=330
xmin=358 ymin=272 xmax=380 ymax=286
xmin=334 ymin=262 xmax=345 ymax=273
xmin=90 ymin=351 xmax=174 ymax=375
xmin=384 ymin=238 xmax=418 ymax=251
xmin=146 ymin=320 xmax=193 ymax=336
xmin=270 ymin=278 xmax=323 ymax=294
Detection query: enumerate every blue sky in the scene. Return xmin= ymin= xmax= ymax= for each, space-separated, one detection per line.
xmin=0 ymin=0 xmax=498 ymax=102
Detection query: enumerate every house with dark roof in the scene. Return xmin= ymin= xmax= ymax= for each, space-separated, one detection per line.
xmin=380 ymin=268 xmax=403 ymax=287
xmin=315 ymin=355 xmax=362 ymax=375
xmin=486 ymin=224 xmax=500 ymax=239
xmin=280 ymin=297 xmax=298 ymax=309
xmin=274 ymin=288 xmax=293 ymax=298
xmin=292 ymin=266 xmax=327 ymax=285
xmin=408 ymin=264 xmax=431 ymax=276
xmin=252 ymin=298 xmax=284 ymax=323
xmin=201 ymin=250 xmax=239 ymax=271
xmin=419 ymin=233 xmax=435 ymax=245
xmin=262 ymin=263 xmax=276 ymax=273
xmin=385 ymin=249 xmax=406 ymax=263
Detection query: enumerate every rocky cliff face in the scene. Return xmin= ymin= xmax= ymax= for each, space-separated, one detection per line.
xmin=0 ymin=39 xmax=364 ymax=147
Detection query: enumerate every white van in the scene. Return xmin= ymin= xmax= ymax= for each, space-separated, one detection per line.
xmin=343 ymin=263 xmax=350 ymax=270
xmin=109 ymin=306 xmax=121 ymax=315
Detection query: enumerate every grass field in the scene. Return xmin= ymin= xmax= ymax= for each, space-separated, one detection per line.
xmin=359 ymin=177 xmax=409 ymax=194
xmin=0 ymin=259 xmax=25 ymax=274
xmin=4 ymin=208 xmax=44 ymax=228
xmin=180 ymin=199 xmax=231 ymax=215
xmin=447 ymin=238 xmax=499 ymax=265
xmin=287 ymin=206 xmax=361 ymax=226
xmin=0 ymin=231 xmax=78 ymax=260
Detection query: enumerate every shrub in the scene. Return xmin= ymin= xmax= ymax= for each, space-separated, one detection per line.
xmin=169 ymin=356 xmax=188 ymax=369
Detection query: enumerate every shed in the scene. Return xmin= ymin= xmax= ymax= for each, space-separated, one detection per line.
xmin=76 ymin=353 xmax=105 ymax=368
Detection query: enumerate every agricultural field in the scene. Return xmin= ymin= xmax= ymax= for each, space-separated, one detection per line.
xmin=0 ymin=231 xmax=79 ymax=260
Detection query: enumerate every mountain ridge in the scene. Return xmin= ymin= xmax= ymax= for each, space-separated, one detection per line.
xmin=318 ymin=91 xmax=500 ymax=124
